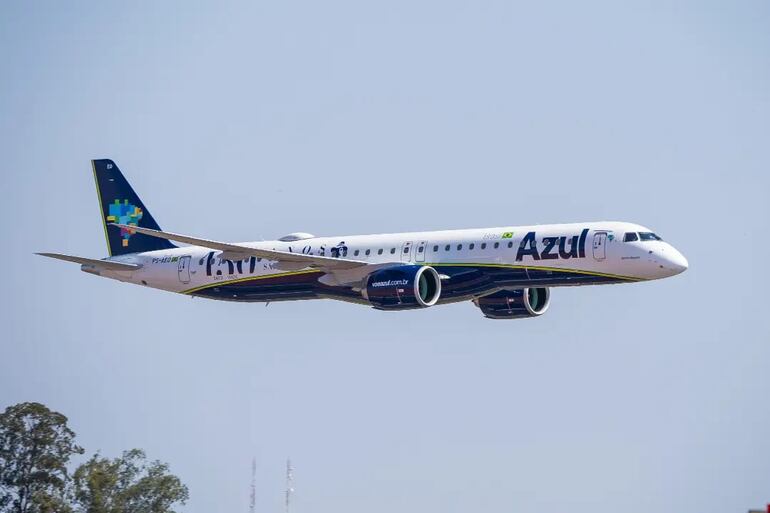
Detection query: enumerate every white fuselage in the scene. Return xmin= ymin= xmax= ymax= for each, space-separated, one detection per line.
xmin=88 ymin=221 xmax=688 ymax=304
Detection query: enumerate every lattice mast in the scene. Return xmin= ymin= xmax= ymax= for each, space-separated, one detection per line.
xmin=249 ymin=457 xmax=256 ymax=513
xmin=285 ymin=459 xmax=294 ymax=513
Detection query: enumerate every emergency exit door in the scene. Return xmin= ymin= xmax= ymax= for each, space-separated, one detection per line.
xmin=415 ymin=241 xmax=427 ymax=262
xmin=401 ymin=241 xmax=413 ymax=262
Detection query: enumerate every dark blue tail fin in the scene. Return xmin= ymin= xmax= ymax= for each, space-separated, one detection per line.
xmin=92 ymin=159 xmax=176 ymax=256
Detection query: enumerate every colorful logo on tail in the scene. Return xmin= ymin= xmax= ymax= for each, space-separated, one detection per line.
xmin=106 ymin=199 xmax=143 ymax=247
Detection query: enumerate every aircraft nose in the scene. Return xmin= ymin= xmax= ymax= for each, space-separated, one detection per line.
xmin=663 ymin=245 xmax=689 ymax=275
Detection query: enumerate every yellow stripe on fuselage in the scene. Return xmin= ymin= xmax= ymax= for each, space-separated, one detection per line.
xmin=424 ymin=262 xmax=642 ymax=282
xmin=182 ymin=262 xmax=639 ymax=295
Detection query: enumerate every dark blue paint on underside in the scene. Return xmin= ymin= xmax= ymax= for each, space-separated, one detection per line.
xmin=189 ymin=265 xmax=631 ymax=303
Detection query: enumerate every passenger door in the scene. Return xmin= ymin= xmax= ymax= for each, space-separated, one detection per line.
xmin=178 ymin=255 xmax=192 ymax=284
xmin=592 ymin=232 xmax=607 ymax=261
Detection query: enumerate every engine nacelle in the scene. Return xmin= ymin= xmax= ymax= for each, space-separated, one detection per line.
xmin=473 ymin=288 xmax=550 ymax=319
xmin=363 ymin=265 xmax=442 ymax=310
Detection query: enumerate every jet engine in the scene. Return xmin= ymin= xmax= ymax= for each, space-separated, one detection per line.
xmin=473 ymin=288 xmax=550 ymax=319
xmin=362 ymin=265 xmax=442 ymax=310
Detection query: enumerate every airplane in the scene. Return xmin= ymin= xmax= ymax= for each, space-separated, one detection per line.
xmin=38 ymin=159 xmax=688 ymax=319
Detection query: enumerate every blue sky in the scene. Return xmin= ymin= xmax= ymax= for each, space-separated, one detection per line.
xmin=1 ymin=1 xmax=769 ymax=512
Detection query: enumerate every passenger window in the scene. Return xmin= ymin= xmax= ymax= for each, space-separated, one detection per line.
xmin=623 ymin=232 xmax=639 ymax=242
xmin=403 ymin=247 xmax=409 ymax=254
xmin=354 ymin=249 xmax=360 ymax=256
xmin=365 ymin=249 xmax=371 ymax=256
xmin=390 ymin=248 xmax=396 ymax=254
xmin=457 ymin=244 xmax=463 ymax=250
xmin=494 ymin=242 xmax=499 ymax=249
xmin=433 ymin=245 xmax=439 ymax=252
xmin=469 ymin=243 xmax=475 ymax=250
xmin=481 ymin=243 xmax=486 ymax=249
xmin=378 ymin=249 xmax=383 ymax=255
xmin=445 ymin=244 xmax=450 ymax=251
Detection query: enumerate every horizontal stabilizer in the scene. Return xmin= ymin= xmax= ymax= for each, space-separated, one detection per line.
xmin=36 ymin=252 xmax=141 ymax=271
xmin=109 ymin=223 xmax=367 ymax=271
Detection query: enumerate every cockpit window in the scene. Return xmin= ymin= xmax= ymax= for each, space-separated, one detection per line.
xmin=623 ymin=232 xmax=639 ymax=242
xmin=638 ymin=232 xmax=662 ymax=241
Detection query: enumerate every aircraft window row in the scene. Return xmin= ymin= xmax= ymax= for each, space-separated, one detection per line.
xmin=349 ymin=239 xmax=517 ymax=258
xmin=624 ymin=232 xmax=663 ymax=242
xmin=201 ymin=239 xmax=521 ymax=266
xmin=428 ymin=241 xmax=513 ymax=252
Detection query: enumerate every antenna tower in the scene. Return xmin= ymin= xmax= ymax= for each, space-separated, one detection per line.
xmin=249 ymin=457 xmax=256 ymax=513
xmin=285 ymin=459 xmax=294 ymax=513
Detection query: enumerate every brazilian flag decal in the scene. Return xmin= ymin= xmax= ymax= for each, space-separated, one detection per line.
xmin=501 ymin=232 xmax=514 ymax=239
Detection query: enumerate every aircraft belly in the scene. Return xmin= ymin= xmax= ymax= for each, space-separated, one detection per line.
xmin=180 ymin=264 xmax=635 ymax=304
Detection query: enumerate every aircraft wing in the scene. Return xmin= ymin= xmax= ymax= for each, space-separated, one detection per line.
xmin=36 ymin=252 xmax=141 ymax=271
xmin=110 ymin=223 xmax=368 ymax=271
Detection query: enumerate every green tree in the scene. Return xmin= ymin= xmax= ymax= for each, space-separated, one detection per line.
xmin=72 ymin=450 xmax=188 ymax=513
xmin=0 ymin=402 xmax=84 ymax=513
